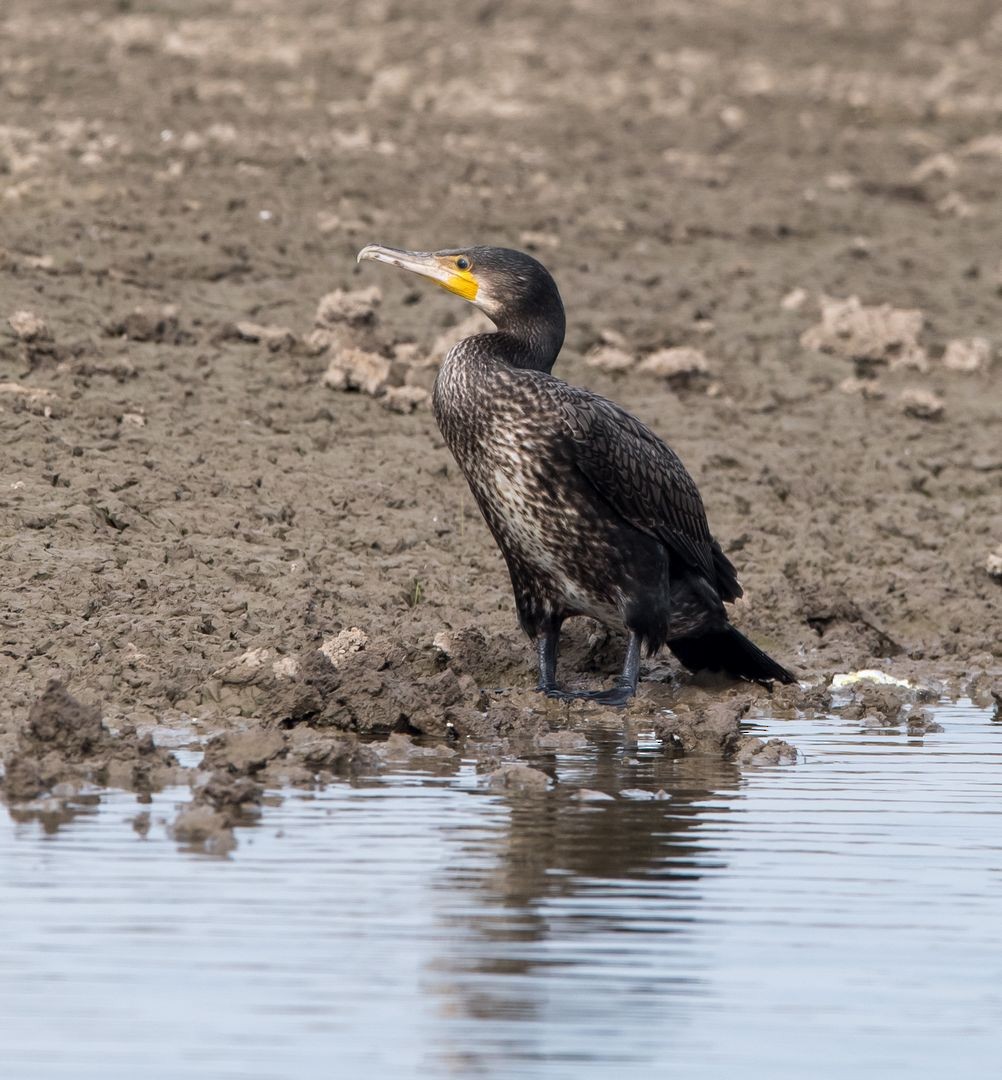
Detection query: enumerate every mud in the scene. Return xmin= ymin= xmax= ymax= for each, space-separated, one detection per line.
xmin=2 ymin=680 xmax=182 ymax=825
xmin=2 ymin=1 xmax=1001 ymax=820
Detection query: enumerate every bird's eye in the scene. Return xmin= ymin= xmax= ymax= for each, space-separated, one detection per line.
xmin=455 ymin=256 xmax=471 ymax=271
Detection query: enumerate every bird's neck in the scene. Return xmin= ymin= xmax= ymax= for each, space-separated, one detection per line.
xmin=486 ymin=313 xmax=565 ymax=373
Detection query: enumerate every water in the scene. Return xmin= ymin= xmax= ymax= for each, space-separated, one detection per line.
xmin=1 ymin=700 xmax=1000 ymax=1079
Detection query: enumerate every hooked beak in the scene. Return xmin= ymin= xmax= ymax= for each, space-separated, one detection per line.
xmin=357 ymin=244 xmax=478 ymax=302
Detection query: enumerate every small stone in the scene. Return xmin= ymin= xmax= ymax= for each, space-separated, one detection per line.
xmin=319 ymin=628 xmax=368 ymax=667
xmin=942 ymin=337 xmax=991 ymax=373
xmin=381 ymin=385 xmax=429 ymax=413
xmin=985 ymin=546 xmax=1002 ymax=582
xmin=838 ymin=376 xmax=885 ymax=399
xmin=8 ymin=310 xmax=49 ymax=340
xmin=113 ymin=304 xmax=183 ymax=344
xmin=900 ymin=388 xmax=945 ymax=421
xmin=719 ymin=105 xmax=746 ymax=131
xmin=272 ymin=656 xmax=300 ymax=679
xmin=780 ymin=287 xmax=808 ymax=312
xmin=909 ymin=152 xmax=959 ymax=183
xmin=169 ymin=804 xmax=236 ymax=855
xmin=315 ymin=211 xmax=341 ymax=234
xmin=825 ymin=172 xmax=856 ymax=192
xmin=215 ymin=647 xmax=272 ymax=686
xmin=232 ymin=321 xmax=296 ymax=351
xmin=483 ymin=763 xmax=550 ymax=792
xmin=936 ymin=192 xmax=976 ymax=219
xmin=120 ymin=412 xmax=146 ymax=427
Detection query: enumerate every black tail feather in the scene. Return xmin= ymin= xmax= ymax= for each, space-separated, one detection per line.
xmin=668 ymin=626 xmax=795 ymax=686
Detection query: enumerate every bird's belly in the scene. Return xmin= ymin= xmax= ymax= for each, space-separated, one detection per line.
xmin=471 ymin=462 xmax=624 ymax=624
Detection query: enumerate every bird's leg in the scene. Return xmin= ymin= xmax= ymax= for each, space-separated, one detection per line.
xmin=535 ymin=625 xmax=568 ymax=698
xmin=578 ymin=632 xmax=641 ymax=707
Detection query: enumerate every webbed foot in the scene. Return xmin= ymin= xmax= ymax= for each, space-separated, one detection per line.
xmin=574 ymin=681 xmax=636 ymax=707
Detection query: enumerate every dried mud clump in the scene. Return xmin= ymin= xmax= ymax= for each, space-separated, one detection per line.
xmin=899 ymin=387 xmax=945 ymax=421
xmin=249 ymin=630 xmax=482 ymax=740
xmin=108 ymin=304 xmax=189 ymax=345
xmin=941 ymin=337 xmax=992 ymax=373
xmin=637 ymin=346 xmax=713 ymax=390
xmin=1 ymin=680 xmax=180 ymax=805
xmin=482 ymin=762 xmax=551 ymax=793
xmin=6 ymin=309 xmax=60 ymax=367
xmin=834 ymin=680 xmax=935 ymax=731
xmin=800 ymin=295 xmax=927 ymax=375
xmin=985 ymin=545 xmax=1002 ymax=582
xmin=0 ymin=380 xmax=58 ymax=417
xmin=652 ymin=697 xmax=794 ymax=763
xmin=310 ymin=284 xmax=433 ymax=412
xmin=227 ymin=321 xmax=297 ymax=351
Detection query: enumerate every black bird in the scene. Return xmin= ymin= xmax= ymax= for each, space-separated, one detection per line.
xmin=357 ymin=244 xmax=794 ymax=704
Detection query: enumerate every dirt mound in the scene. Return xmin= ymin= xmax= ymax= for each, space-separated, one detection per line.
xmin=2 ymin=680 xmax=181 ymax=804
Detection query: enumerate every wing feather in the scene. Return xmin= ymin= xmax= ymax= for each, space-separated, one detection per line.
xmin=547 ymin=383 xmax=732 ymax=590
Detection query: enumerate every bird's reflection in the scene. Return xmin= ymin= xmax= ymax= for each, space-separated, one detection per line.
xmin=427 ymin=732 xmax=744 ymax=1074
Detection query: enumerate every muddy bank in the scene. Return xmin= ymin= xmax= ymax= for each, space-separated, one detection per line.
xmin=1 ymin=0 xmax=1001 ymax=822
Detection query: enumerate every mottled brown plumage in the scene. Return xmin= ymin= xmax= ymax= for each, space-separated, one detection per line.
xmin=359 ymin=243 xmax=794 ymax=702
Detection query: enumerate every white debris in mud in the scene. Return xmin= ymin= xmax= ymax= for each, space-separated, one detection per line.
xmin=232 ymin=321 xmax=296 ymax=351
xmin=319 ymin=627 xmax=368 ymax=667
xmin=909 ymin=152 xmax=959 ymax=183
xmin=942 ymin=337 xmax=991 ymax=373
xmin=838 ymin=376 xmax=885 ymax=399
xmin=381 ymin=385 xmax=429 ymax=414
xmin=0 ymin=381 xmax=57 ymax=417
xmin=315 ymin=286 xmax=381 ymax=327
xmin=830 ymin=670 xmax=912 ymax=689
xmin=780 ymin=287 xmax=808 ymax=312
xmin=312 ymin=284 xmax=441 ymax=410
xmin=585 ymin=344 xmax=634 ymax=373
xmin=984 ymin=546 xmax=1002 ymax=582
xmin=800 ymin=295 xmax=927 ymax=371
xmin=271 ymin=655 xmax=300 ymax=679
xmin=214 ymin=647 xmax=272 ymax=685
xmin=900 ymin=387 xmax=945 ymax=420
xmin=8 ymin=310 xmax=50 ymax=340
xmin=936 ymin=192 xmax=976 ymax=219
xmin=322 ymin=348 xmax=390 ymax=396
xmin=638 ymin=346 xmax=711 ymax=383
xmin=960 ymin=133 xmax=1002 ymax=159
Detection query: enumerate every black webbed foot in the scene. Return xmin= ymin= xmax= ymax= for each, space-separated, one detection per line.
xmin=573 ymin=680 xmax=636 ymax=707
xmin=537 ymin=684 xmax=589 ymax=702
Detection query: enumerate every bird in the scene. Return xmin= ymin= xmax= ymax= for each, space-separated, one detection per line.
xmin=357 ymin=243 xmax=794 ymax=705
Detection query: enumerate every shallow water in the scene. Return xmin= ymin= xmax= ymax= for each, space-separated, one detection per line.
xmin=2 ymin=700 xmax=1000 ymax=1079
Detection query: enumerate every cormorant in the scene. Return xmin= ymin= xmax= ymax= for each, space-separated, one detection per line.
xmin=357 ymin=244 xmax=794 ymax=704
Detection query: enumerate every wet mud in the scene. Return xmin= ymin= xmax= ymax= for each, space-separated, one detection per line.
xmin=2 ymin=1 xmax=1000 ymax=831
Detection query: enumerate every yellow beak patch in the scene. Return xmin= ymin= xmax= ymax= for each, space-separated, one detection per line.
xmin=437 ymin=268 xmax=478 ymax=302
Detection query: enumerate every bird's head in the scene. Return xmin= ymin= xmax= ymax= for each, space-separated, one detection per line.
xmin=356 ymin=244 xmax=565 ymax=365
